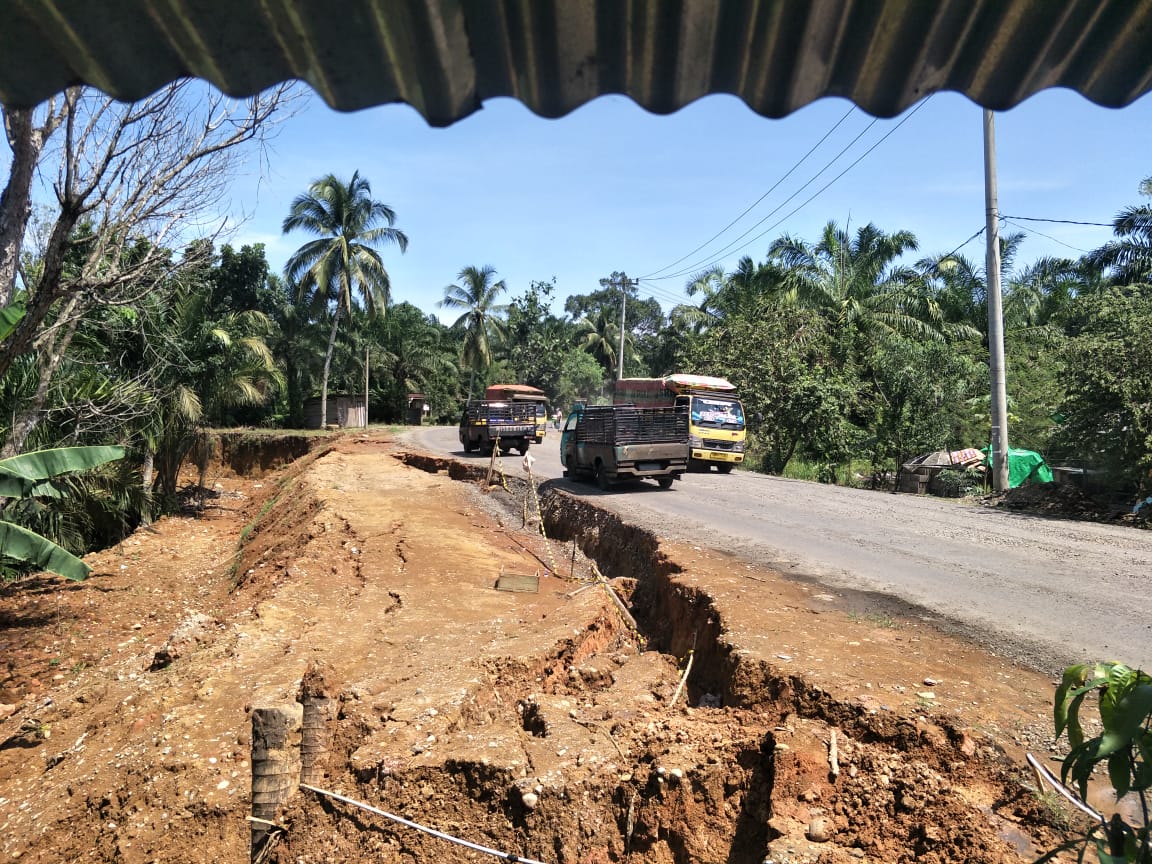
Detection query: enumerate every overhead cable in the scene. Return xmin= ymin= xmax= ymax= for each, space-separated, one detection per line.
xmin=640 ymin=104 xmax=859 ymax=279
xmin=1001 ymin=215 xmax=1113 ymax=228
xmin=647 ymin=115 xmax=883 ymax=281
xmin=648 ymin=97 xmax=932 ymax=282
xmin=1002 ymin=219 xmax=1090 ymax=254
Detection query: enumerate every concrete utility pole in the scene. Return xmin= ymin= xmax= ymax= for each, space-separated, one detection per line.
xmin=599 ymin=271 xmax=637 ymax=380
xmin=983 ymin=109 xmax=1010 ymax=492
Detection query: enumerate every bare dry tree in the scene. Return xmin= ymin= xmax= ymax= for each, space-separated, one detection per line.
xmin=0 ymin=80 xmax=299 ymax=455
xmin=0 ymin=94 xmax=68 ymax=302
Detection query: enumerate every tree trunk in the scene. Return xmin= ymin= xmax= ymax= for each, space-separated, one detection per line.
xmin=0 ymin=199 xmax=80 ymax=381
xmin=319 ymin=305 xmax=342 ymax=428
xmin=0 ymin=298 xmax=81 ymax=457
xmin=466 ymin=367 xmax=475 ymax=403
xmin=141 ymin=448 xmax=155 ymax=526
xmin=1 ymin=110 xmax=40 ymax=305
xmin=1 ymin=97 xmax=68 ymax=307
xmin=296 ymin=661 xmax=336 ymax=786
xmin=285 ymin=355 xmax=302 ymax=428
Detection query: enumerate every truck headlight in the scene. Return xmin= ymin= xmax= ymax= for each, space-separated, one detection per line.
xmin=732 ymin=441 xmax=745 ymax=453
xmin=688 ymin=434 xmax=703 ymax=448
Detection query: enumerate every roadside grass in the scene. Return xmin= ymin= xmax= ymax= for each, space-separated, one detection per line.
xmin=847 ymin=610 xmax=900 ymax=629
xmin=782 ymin=458 xmax=876 ymax=486
xmin=203 ymin=423 xmax=404 ymax=438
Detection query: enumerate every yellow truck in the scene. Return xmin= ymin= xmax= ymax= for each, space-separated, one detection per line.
xmin=484 ymin=384 xmax=549 ymax=443
xmin=614 ymin=375 xmax=746 ymax=473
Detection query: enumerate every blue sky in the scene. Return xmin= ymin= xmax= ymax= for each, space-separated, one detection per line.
xmin=230 ymin=87 xmax=1150 ymax=322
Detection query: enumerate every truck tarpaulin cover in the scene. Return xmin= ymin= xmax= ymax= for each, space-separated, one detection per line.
xmin=663 ymin=375 xmax=736 ymax=393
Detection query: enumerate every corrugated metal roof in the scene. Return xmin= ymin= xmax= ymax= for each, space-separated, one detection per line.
xmin=2 ymin=1 xmax=1151 ymax=124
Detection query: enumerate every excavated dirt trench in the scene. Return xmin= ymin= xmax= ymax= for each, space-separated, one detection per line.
xmin=0 ymin=436 xmax=1077 ymax=864
xmin=390 ymin=450 xmax=1069 ymax=864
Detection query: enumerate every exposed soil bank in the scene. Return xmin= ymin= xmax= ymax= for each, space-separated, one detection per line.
xmin=214 ymin=432 xmax=317 ymax=478
xmin=0 ymin=436 xmax=1080 ymax=864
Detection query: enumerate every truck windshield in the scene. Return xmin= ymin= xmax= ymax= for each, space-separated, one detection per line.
xmin=690 ymin=396 xmax=744 ymax=429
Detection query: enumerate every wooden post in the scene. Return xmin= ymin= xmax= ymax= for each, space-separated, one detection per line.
xmin=297 ymin=661 xmax=337 ymax=786
xmin=250 ymin=705 xmax=301 ymax=860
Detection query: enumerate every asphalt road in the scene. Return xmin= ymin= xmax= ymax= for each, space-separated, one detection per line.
xmin=404 ymin=425 xmax=1152 ymax=673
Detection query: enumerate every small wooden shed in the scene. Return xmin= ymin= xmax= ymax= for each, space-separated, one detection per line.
xmin=303 ymin=395 xmax=366 ymax=429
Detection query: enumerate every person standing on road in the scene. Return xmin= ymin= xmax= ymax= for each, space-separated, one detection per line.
xmin=553 ymin=407 xmax=563 ymax=430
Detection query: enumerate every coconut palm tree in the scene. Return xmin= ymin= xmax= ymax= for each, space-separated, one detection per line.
xmin=439 ymin=265 xmax=507 ymax=401
xmin=283 ymin=172 xmax=408 ymax=426
xmin=770 ymin=221 xmax=938 ymax=344
xmin=576 ymin=307 xmax=638 ymax=379
xmin=1086 ymin=204 xmax=1152 ymax=285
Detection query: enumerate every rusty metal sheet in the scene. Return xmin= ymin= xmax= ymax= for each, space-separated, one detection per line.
xmin=1 ymin=1 xmax=1150 ymax=122
xmin=495 ymin=572 xmax=540 ymax=593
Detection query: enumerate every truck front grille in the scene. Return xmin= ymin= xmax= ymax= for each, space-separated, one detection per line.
xmin=702 ymin=438 xmax=735 ymax=450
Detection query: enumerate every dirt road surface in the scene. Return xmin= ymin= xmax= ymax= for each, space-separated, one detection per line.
xmin=408 ymin=426 xmax=1152 ymax=673
xmin=0 ymin=431 xmax=1127 ymax=863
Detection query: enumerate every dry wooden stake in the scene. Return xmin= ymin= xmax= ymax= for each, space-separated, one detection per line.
xmin=297 ymin=661 xmax=337 ymax=786
xmin=590 ymin=563 xmax=640 ymax=633
xmin=670 ymin=650 xmax=694 ymax=708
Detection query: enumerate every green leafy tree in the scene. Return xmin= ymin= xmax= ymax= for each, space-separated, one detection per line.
xmin=504 ymin=278 xmax=570 ymax=396
xmin=865 ymin=338 xmax=985 ymax=472
xmin=1052 ymin=284 xmax=1152 ymax=492
xmin=554 ymin=348 xmax=607 ymax=409
xmin=565 ymin=279 xmax=663 ymax=376
xmin=283 ymin=171 xmax=408 ymax=426
xmin=375 ymin=302 xmax=457 ymax=422
xmin=1087 ymin=204 xmax=1152 ymax=285
xmin=576 ymin=306 xmax=645 ymax=380
xmin=681 ymin=256 xmax=786 ymax=328
xmin=680 ymin=302 xmax=858 ymax=475
xmin=439 ymin=265 xmax=507 ymax=401
xmin=267 ymin=274 xmax=323 ymax=427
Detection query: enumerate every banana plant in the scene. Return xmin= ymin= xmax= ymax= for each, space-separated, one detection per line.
xmin=0 ymin=445 xmax=127 ymax=581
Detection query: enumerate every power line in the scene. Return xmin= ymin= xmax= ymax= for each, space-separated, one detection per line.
xmin=646 ymin=114 xmax=884 ymax=282
xmin=648 ymin=96 xmax=933 ymax=282
xmin=1001 ymin=214 xmax=1114 ymax=228
xmin=638 ymin=279 xmax=726 ymax=320
xmin=931 ymin=225 xmax=988 ymax=268
xmin=1002 ymin=219 xmax=1090 ymax=254
xmin=635 ymin=278 xmax=696 ymax=308
xmin=640 ymin=104 xmax=859 ymax=279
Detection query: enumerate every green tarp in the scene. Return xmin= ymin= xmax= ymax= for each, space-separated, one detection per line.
xmin=984 ymin=447 xmax=1054 ymax=488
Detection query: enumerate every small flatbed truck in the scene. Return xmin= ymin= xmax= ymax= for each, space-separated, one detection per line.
xmin=560 ymin=404 xmax=688 ymax=490
xmin=458 ymin=401 xmax=536 ymax=455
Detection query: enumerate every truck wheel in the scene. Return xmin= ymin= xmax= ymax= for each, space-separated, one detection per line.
xmin=594 ymin=462 xmax=611 ymax=491
xmin=518 ymin=442 xmax=530 ymax=456
xmin=462 ymin=438 xmax=475 ymax=453
xmin=717 ymin=464 xmax=734 ymax=474
xmin=657 ymin=477 xmax=674 ymax=489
